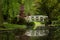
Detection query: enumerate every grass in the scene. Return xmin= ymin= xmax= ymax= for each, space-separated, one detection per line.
xmin=3 ymin=22 xmax=26 ymax=30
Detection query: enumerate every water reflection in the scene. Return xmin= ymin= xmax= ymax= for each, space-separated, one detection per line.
xmin=25 ymin=29 xmax=49 ymax=36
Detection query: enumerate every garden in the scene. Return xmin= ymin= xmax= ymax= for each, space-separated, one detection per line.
xmin=0 ymin=0 xmax=60 ymax=40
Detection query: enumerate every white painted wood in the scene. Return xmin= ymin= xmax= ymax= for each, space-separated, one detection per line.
xmin=25 ymin=15 xmax=48 ymax=22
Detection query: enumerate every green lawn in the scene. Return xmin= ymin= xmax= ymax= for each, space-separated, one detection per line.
xmin=3 ymin=22 xmax=26 ymax=30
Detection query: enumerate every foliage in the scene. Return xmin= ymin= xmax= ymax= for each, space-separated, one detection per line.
xmin=24 ymin=0 xmax=42 ymax=15
xmin=0 ymin=0 xmax=4 ymax=27
xmin=37 ymin=0 xmax=60 ymax=22
xmin=54 ymin=27 xmax=60 ymax=40
xmin=37 ymin=0 xmax=60 ymax=40
xmin=26 ymin=22 xmax=35 ymax=29
xmin=53 ymin=16 xmax=60 ymax=26
xmin=9 ymin=17 xmax=27 ymax=24
xmin=16 ymin=17 xmax=27 ymax=25
xmin=2 ymin=0 xmax=20 ymax=22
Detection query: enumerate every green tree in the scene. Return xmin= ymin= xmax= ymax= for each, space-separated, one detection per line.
xmin=3 ymin=0 xmax=20 ymax=23
xmin=0 ymin=0 xmax=4 ymax=27
xmin=37 ymin=0 xmax=60 ymax=40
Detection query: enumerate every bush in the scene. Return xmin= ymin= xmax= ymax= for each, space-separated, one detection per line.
xmin=17 ymin=17 xmax=27 ymax=25
xmin=10 ymin=17 xmax=27 ymax=25
xmin=26 ymin=22 xmax=35 ymax=29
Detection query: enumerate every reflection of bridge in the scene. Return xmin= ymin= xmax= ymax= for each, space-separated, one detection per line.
xmin=25 ymin=25 xmax=49 ymax=36
xmin=25 ymin=29 xmax=49 ymax=36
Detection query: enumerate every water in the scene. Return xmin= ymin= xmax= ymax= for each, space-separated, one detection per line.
xmin=25 ymin=30 xmax=49 ymax=36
